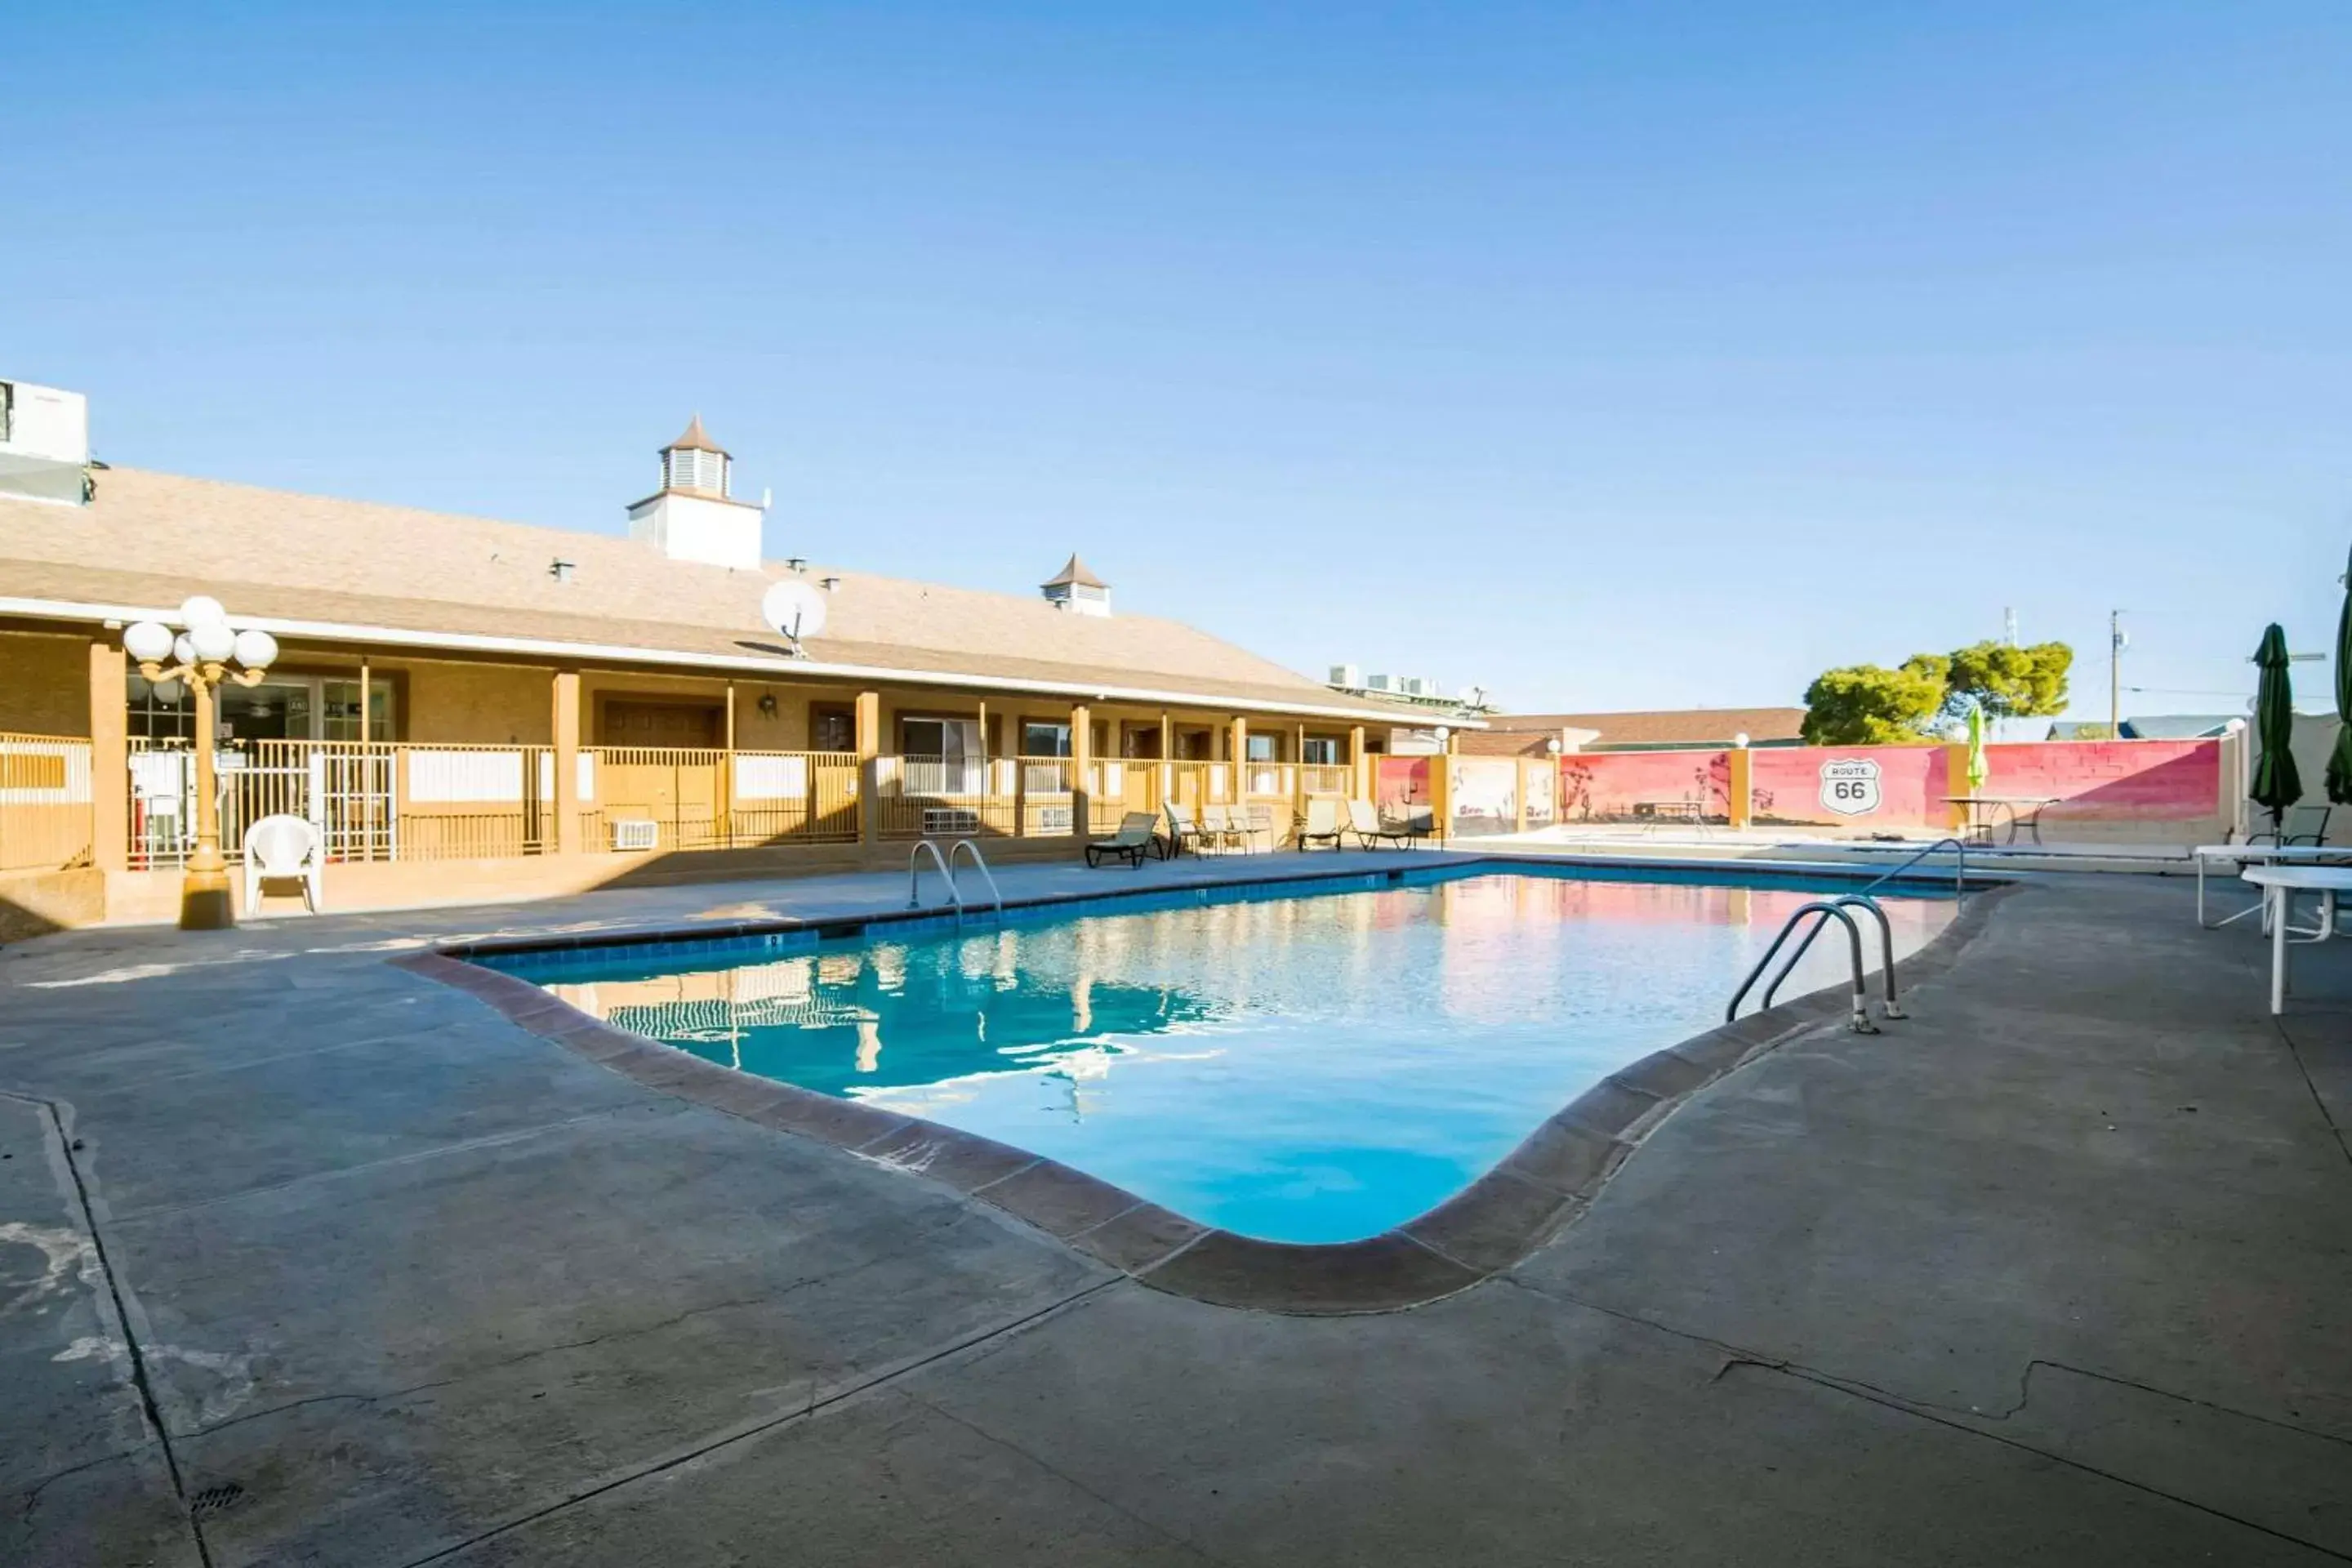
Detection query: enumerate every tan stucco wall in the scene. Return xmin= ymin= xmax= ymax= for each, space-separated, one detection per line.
xmin=0 ymin=630 xmax=92 ymax=737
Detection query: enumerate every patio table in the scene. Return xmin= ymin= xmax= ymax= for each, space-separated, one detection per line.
xmin=2243 ymin=864 xmax=2352 ymax=1013
xmin=1942 ymin=794 xmax=2064 ymax=846
xmin=2193 ymin=843 xmax=2352 ymax=929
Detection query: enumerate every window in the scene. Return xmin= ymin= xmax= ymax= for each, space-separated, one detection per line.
xmin=127 ymin=673 xmax=194 ymax=743
xmin=810 ymin=703 xmax=856 ymax=753
xmin=1302 ymin=737 xmax=1342 ymax=765
xmin=1021 ymin=721 xmax=1071 ymax=758
xmin=1246 ymin=734 xmax=1281 ymax=762
xmin=127 ymin=672 xmax=394 ymax=746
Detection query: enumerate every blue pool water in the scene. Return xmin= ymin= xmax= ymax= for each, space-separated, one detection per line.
xmin=486 ymin=866 xmax=1954 ymax=1243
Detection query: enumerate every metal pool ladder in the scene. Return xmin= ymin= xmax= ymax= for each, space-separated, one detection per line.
xmin=1723 ymin=839 xmax=1968 ymax=1031
xmin=948 ymin=839 xmax=1004 ymax=921
xmin=906 ymin=839 xmax=1005 ymax=923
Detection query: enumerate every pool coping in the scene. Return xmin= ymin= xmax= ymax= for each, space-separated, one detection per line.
xmin=394 ymin=859 xmax=2020 ymax=1316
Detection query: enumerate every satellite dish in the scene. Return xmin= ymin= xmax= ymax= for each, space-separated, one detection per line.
xmin=760 ymin=577 xmax=830 ymax=654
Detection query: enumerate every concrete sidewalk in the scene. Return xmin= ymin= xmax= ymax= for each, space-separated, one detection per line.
xmin=2 ymin=864 xmax=2347 ymax=1566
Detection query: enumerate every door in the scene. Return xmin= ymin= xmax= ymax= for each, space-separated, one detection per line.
xmin=902 ymin=717 xmax=982 ymax=795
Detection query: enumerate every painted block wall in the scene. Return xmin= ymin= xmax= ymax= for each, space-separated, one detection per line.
xmin=1560 ymin=749 xmax=1737 ymax=823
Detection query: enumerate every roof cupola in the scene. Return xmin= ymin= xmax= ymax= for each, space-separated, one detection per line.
xmin=1040 ymin=554 xmax=1110 ymax=617
xmin=626 ymin=414 xmax=764 ymax=570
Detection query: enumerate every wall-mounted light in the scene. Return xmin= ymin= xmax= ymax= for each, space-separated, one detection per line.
xmin=756 ymin=693 xmax=779 ymax=718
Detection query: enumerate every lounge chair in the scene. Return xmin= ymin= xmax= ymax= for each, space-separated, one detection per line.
xmin=1345 ymin=799 xmax=1420 ymax=851
xmin=1299 ymin=797 xmax=1347 ymax=851
xmin=1245 ymin=803 xmax=1278 ymax=852
xmin=1203 ymin=802 xmax=1250 ymax=854
xmin=1163 ymin=801 xmax=1206 ymax=858
xmin=1087 ymin=810 xmax=1165 ymax=869
xmin=243 ymin=813 xmax=324 ymax=911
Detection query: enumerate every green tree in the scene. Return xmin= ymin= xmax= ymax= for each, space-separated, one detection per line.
xmin=1800 ymin=655 xmax=1950 ymax=745
xmin=1942 ymin=640 xmax=2074 ymax=724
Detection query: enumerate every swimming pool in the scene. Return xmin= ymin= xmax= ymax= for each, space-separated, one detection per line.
xmin=482 ymin=864 xmax=1955 ymax=1244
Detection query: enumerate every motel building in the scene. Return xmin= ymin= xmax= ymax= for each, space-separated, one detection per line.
xmin=0 ymin=381 xmax=1439 ymax=933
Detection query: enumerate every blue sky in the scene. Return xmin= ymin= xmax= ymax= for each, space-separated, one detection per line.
xmin=7 ymin=3 xmax=2349 ymax=723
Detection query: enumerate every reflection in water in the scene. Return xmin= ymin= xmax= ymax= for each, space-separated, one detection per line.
xmin=553 ymin=943 xmax=1219 ymax=1107
xmin=528 ymin=868 xmax=1955 ymax=1243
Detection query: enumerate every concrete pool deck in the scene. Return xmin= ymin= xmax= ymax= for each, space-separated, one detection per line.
xmin=3 ymin=853 xmax=2348 ymax=1565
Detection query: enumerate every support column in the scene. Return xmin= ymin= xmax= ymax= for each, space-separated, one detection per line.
xmin=856 ymin=690 xmax=882 ymax=847
xmin=1070 ymin=703 xmax=1093 ymax=840
xmin=552 ymin=670 xmax=581 ymax=854
xmin=1230 ymin=715 xmax=1249 ymax=804
xmin=1515 ymin=758 xmax=1530 ymax=834
xmin=1349 ymin=724 xmax=1367 ymax=802
xmin=1945 ymin=741 xmax=1972 ymax=833
xmin=88 ymin=641 xmax=127 ymax=874
xmin=722 ymin=682 xmax=737 ymax=849
xmin=1430 ymin=742 xmax=1454 ymax=846
xmin=1726 ymin=746 xmax=1753 ymax=832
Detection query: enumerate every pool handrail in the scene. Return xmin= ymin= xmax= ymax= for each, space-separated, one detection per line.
xmin=947 ymin=839 xmax=1004 ymax=921
xmin=1860 ymin=836 xmax=1967 ymax=900
xmin=1725 ymin=900 xmax=1879 ymax=1034
xmin=907 ymin=840 xmax=964 ymax=916
xmin=1728 ymin=836 xmax=1963 ymax=1023
xmin=1759 ymin=892 xmax=1904 ymax=1019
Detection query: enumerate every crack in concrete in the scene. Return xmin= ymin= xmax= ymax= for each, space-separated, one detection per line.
xmin=1506 ymin=1275 xmax=2352 ymax=1562
xmin=0 ymin=1089 xmax=215 ymax=1568
xmin=2274 ymin=1016 xmax=2352 ymax=1174
xmin=388 ymin=1275 xmax=1129 ymax=1567
xmin=909 ymin=1396 xmax=1235 ymax=1565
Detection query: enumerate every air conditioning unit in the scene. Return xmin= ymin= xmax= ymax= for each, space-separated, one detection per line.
xmin=1037 ymin=806 xmax=1072 ymax=833
xmin=1328 ymin=663 xmax=1362 ymax=688
xmin=0 ymin=379 xmax=91 ymax=506
xmin=922 ymin=808 xmax=981 ymax=836
xmin=611 ymin=819 xmax=660 ymax=851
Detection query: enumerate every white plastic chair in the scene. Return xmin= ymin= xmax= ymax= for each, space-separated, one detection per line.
xmin=243 ymin=814 xmax=324 ymax=913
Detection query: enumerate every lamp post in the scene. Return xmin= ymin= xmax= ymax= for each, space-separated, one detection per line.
xmin=122 ymin=599 xmax=278 ymax=930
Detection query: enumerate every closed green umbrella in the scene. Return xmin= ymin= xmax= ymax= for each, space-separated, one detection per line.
xmin=1965 ymin=704 xmax=1989 ymax=792
xmin=2327 ymin=547 xmax=2352 ymax=805
xmin=2251 ymin=622 xmax=2302 ymax=838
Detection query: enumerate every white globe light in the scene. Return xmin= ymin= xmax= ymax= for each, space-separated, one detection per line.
xmin=1732 ymin=732 xmax=1751 ymax=749
xmin=178 ymin=595 xmax=229 ymax=630
xmin=173 ymin=633 xmax=197 ymax=666
xmin=152 ymin=678 xmax=185 ymax=705
xmin=189 ymin=621 xmax=237 ymax=662
xmin=232 ymin=628 xmax=278 ymax=669
xmin=123 ymin=620 xmax=175 ymax=663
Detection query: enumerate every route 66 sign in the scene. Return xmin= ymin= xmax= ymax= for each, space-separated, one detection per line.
xmin=1820 ymin=758 xmax=1882 ymax=816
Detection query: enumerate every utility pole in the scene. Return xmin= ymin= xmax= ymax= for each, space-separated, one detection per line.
xmin=2003 ymin=607 xmax=2017 ymax=647
xmin=2109 ymin=611 xmax=2126 ymax=737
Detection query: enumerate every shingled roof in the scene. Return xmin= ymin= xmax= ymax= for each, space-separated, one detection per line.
xmin=0 ymin=467 xmax=1411 ymax=720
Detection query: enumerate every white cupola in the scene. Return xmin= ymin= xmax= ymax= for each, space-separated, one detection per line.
xmin=1040 ymin=554 xmax=1111 ymax=617
xmin=626 ymin=415 xmax=765 ymax=569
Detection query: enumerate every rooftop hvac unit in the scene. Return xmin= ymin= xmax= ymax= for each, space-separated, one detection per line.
xmin=1329 ymin=663 xmax=1363 ymax=688
xmin=0 ymin=379 xmax=91 ymax=506
xmin=612 ymin=819 xmax=660 ymax=852
xmin=1365 ymin=674 xmax=1396 ymax=692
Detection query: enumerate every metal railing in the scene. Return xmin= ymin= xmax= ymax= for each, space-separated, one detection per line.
xmin=1726 ymin=900 xmax=1883 ymax=1034
xmin=1723 ymin=839 xmax=1968 ymax=1030
xmin=948 ymin=839 xmax=1004 ymax=920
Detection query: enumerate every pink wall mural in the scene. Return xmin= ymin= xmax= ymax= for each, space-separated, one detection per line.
xmin=1748 ymin=745 xmax=1949 ymax=829
xmin=1557 ymin=750 xmax=1734 ymax=824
